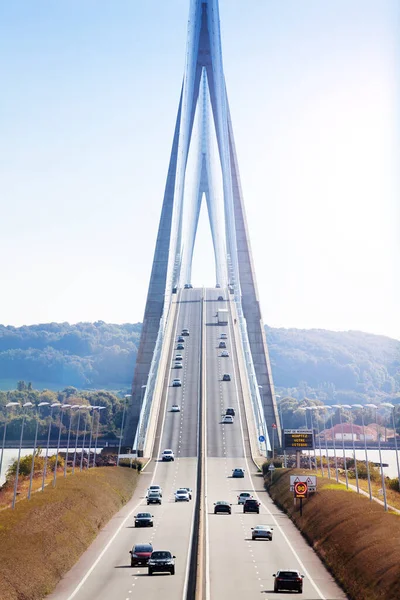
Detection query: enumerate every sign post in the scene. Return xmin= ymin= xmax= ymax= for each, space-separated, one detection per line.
xmin=294 ymin=481 xmax=308 ymax=516
xmin=268 ymin=463 xmax=275 ymax=482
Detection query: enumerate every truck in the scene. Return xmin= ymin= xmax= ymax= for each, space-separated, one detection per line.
xmin=217 ymin=309 xmax=228 ymax=325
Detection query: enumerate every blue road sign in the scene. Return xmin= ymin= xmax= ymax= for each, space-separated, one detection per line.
xmin=259 ymin=435 xmax=265 ymax=442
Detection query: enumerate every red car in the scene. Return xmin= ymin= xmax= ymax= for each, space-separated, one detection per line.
xmin=130 ymin=543 xmax=153 ymax=567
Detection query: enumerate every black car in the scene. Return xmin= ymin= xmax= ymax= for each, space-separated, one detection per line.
xmin=214 ymin=501 xmax=232 ymax=514
xmin=273 ymin=570 xmax=304 ymax=593
xmin=218 ymin=296 xmax=224 ymax=301
xmin=177 ymin=336 xmax=185 ymax=342
xmin=147 ymin=491 xmax=162 ymax=505
xmin=148 ymin=550 xmax=176 ymax=575
xmin=243 ymin=499 xmax=260 ymax=514
xmin=134 ymin=512 xmax=154 ymax=527
xmin=222 ymin=373 xmax=231 ymax=381
xmin=130 ymin=543 xmax=153 ymax=567
xmin=225 ymin=407 xmax=235 ymax=417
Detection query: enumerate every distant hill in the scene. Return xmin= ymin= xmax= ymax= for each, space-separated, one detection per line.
xmin=0 ymin=322 xmax=399 ymax=403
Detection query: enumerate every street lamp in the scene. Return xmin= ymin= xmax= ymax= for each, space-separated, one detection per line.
xmin=72 ymin=405 xmax=86 ymax=474
xmin=366 ymin=403 xmax=388 ymax=511
xmin=87 ymin=405 xmax=98 ymax=469
xmin=305 ymin=407 xmax=318 ymax=471
xmin=80 ymin=406 xmax=92 ymax=471
xmin=312 ymin=406 xmax=324 ymax=477
xmin=41 ymin=402 xmax=61 ymax=491
xmin=0 ymin=402 xmax=20 ymax=480
xmin=298 ymin=407 xmax=312 ymax=470
xmin=12 ymin=402 xmax=33 ymax=509
xmin=381 ymin=402 xmax=400 ymax=491
xmin=344 ymin=404 xmax=359 ymax=493
xmin=64 ymin=405 xmax=79 ymax=477
xmin=53 ymin=404 xmax=71 ymax=487
xmin=93 ymin=406 xmax=106 ymax=467
xmin=28 ymin=401 xmax=50 ymax=499
xmin=324 ymin=405 xmax=337 ymax=481
xmin=352 ymin=404 xmax=371 ymax=500
xmin=117 ymin=395 xmax=130 ymax=467
xmin=331 ymin=405 xmax=349 ymax=489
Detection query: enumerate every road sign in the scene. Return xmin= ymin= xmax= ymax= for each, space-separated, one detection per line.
xmin=294 ymin=481 xmax=308 ymax=498
xmin=259 ymin=435 xmax=265 ymax=442
xmin=284 ymin=429 xmax=314 ymax=450
xmin=268 ymin=464 xmax=276 ymax=471
xmin=290 ymin=475 xmax=317 ymax=492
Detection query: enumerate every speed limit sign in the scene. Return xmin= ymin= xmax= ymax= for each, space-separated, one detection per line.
xmin=294 ymin=481 xmax=308 ymax=498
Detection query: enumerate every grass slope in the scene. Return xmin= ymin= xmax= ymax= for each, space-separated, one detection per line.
xmin=266 ymin=469 xmax=400 ymax=600
xmin=0 ymin=467 xmax=139 ymax=600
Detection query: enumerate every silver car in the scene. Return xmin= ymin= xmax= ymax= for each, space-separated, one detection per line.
xmin=252 ymin=525 xmax=273 ymax=540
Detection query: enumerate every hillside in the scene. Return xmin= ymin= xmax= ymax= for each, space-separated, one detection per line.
xmin=0 ymin=322 xmax=399 ymax=403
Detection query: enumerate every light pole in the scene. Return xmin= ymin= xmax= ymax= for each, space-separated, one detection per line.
xmin=87 ymin=405 xmax=97 ymax=469
xmin=325 ymin=405 xmax=338 ymax=481
xmin=276 ymin=395 xmax=286 ymax=467
xmin=306 ymin=407 xmax=318 ymax=471
xmin=64 ymin=405 xmax=79 ymax=477
xmin=80 ymin=407 xmax=91 ymax=471
xmin=117 ymin=395 xmax=130 ymax=467
xmin=331 ymin=404 xmax=349 ymax=489
xmin=28 ymin=401 xmax=50 ymax=499
xmin=12 ymin=402 xmax=33 ymax=508
xmin=136 ymin=385 xmax=147 ymax=457
xmin=93 ymin=406 xmax=106 ymax=467
xmin=313 ymin=406 xmax=324 ymax=477
xmin=0 ymin=401 xmax=20 ymax=480
xmin=366 ymin=403 xmax=388 ymax=511
xmin=320 ymin=405 xmax=331 ymax=479
xmin=352 ymin=404 xmax=372 ymax=501
xmin=345 ymin=404 xmax=359 ymax=493
xmin=72 ymin=405 xmax=85 ymax=474
xmin=381 ymin=403 xmax=400 ymax=491
xmin=53 ymin=404 xmax=71 ymax=486
xmin=41 ymin=402 xmax=61 ymax=491
xmin=298 ymin=407 xmax=312 ymax=469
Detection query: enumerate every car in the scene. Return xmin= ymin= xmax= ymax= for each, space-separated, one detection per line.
xmin=232 ymin=468 xmax=245 ymax=478
xmin=181 ymin=329 xmax=190 ymax=336
xmin=214 ymin=501 xmax=232 ymax=514
xmin=147 ymin=491 xmax=162 ymax=505
xmin=182 ymin=487 xmax=192 ymax=499
xmin=243 ymin=499 xmax=260 ymax=514
xmin=252 ymin=525 xmax=273 ymax=540
xmin=219 ymin=341 xmax=227 ymax=348
xmin=217 ymin=296 xmax=224 ymax=301
xmin=184 ymin=283 xmax=193 ymax=289
xmin=175 ymin=488 xmax=190 ymax=502
xmin=175 ymin=354 xmax=183 ymax=361
xmin=222 ymin=373 xmax=231 ymax=381
xmin=273 ymin=570 xmax=304 ymax=593
xmin=171 ymin=404 xmax=181 ymax=412
xmin=177 ymin=336 xmax=185 ymax=342
xmin=220 ymin=333 xmax=227 ymax=339
xmin=225 ymin=407 xmax=235 ymax=417
xmin=134 ymin=512 xmax=154 ymax=528
xmin=172 ymin=287 xmax=177 ymax=294
xmin=238 ymin=492 xmax=253 ymax=505
xmin=172 ymin=379 xmax=182 ymax=387
xmin=161 ymin=449 xmax=175 ymax=461
xmin=130 ymin=543 xmax=153 ymax=567
xmin=148 ymin=550 xmax=176 ymax=576
xmin=221 ymin=351 xmax=229 ymax=357
xmin=173 ymin=362 xmax=183 ymax=369
xmin=147 ymin=485 xmax=162 ymax=497
xmin=222 ymin=415 xmax=234 ymax=424
xmin=177 ymin=343 xmax=185 ymax=350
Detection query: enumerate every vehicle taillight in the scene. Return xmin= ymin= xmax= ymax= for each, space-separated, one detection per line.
xmin=296 ymin=578 xmax=302 ymax=582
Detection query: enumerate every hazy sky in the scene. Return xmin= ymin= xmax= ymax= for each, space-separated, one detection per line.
xmin=1 ymin=1 xmax=399 ymax=339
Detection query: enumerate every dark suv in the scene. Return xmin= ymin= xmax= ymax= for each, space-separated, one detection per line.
xmin=148 ymin=551 xmax=176 ymax=576
xmin=243 ymin=499 xmax=260 ymax=514
xmin=222 ymin=373 xmax=231 ymax=381
xmin=225 ymin=407 xmax=235 ymax=417
xmin=273 ymin=570 xmax=304 ymax=593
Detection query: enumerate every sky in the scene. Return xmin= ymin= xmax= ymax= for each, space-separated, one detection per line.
xmin=1 ymin=0 xmax=399 ymax=340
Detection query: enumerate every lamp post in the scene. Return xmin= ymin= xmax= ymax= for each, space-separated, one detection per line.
xmin=117 ymin=395 xmax=130 ymax=467
xmin=331 ymin=404 xmax=349 ymax=488
xmin=325 ymin=405 xmax=338 ymax=481
xmin=366 ymin=403 xmax=388 ymax=511
xmin=80 ymin=407 xmax=91 ymax=471
xmin=41 ymin=402 xmax=61 ymax=491
xmin=352 ymin=404 xmax=371 ymax=499
xmin=313 ymin=406 xmax=324 ymax=477
xmin=87 ymin=406 xmax=98 ymax=469
xmin=64 ymin=405 xmax=79 ymax=477
xmin=306 ymin=407 xmax=318 ymax=471
xmin=381 ymin=403 xmax=400 ymax=491
xmin=276 ymin=395 xmax=286 ymax=467
xmin=298 ymin=407 xmax=312 ymax=469
xmin=344 ymin=404 xmax=359 ymax=493
xmin=72 ymin=405 xmax=85 ymax=474
xmin=28 ymin=401 xmax=49 ymax=499
xmin=12 ymin=402 xmax=33 ymax=508
xmin=0 ymin=401 xmax=20 ymax=481
xmin=53 ymin=404 xmax=71 ymax=486
xmin=93 ymin=406 xmax=106 ymax=467
xmin=136 ymin=385 xmax=147 ymax=457
xmin=320 ymin=405 xmax=331 ymax=479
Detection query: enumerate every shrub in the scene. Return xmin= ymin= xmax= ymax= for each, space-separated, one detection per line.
xmin=387 ymin=477 xmax=400 ymax=492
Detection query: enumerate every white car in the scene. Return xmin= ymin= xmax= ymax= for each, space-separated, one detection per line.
xmin=171 ymin=404 xmax=181 ymax=412
xmin=172 ymin=379 xmax=182 ymax=387
xmin=161 ymin=449 xmax=175 ymax=462
xmin=175 ymin=488 xmax=190 ymax=502
xmin=220 ymin=333 xmax=227 ymax=339
xmin=222 ymin=415 xmax=234 ymax=424
xmin=238 ymin=492 xmax=253 ymax=505
xmin=252 ymin=525 xmax=273 ymax=540
xmin=147 ymin=485 xmax=162 ymax=498
xmin=220 ymin=351 xmax=229 ymax=357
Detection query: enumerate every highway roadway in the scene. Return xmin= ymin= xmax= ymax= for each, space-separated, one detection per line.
xmin=48 ymin=287 xmax=347 ymax=600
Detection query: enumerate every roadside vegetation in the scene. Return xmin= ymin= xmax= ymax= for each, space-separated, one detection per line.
xmin=264 ymin=467 xmax=400 ymax=600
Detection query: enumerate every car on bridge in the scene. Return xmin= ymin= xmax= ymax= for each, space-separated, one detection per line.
xmin=175 ymin=488 xmax=190 ymax=502
xmin=147 ymin=491 xmax=162 ymax=505
xmin=148 ymin=551 xmax=176 ymax=576
xmin=130 ymin=543 xmax=153 ymax=567
xmin=243 ymin=499 xmax=260 ymax=514
xmin=161 ymin=449 xmax=175 ymax=461
xmin=273 ymin=570 xmax=304 ymax=593
xmin=177 ymin=336 xmax=185 ymax=342
xmin=181 ymin=328 xmax=190 ymax=336
xmin=219 ymin=341 xmax=227 ymax=348
xmin=222 ymin=373 xmax=231 ymax=381
xmin=134 ymin=512 xmax=154 ymax=528
xmin=225 ymin=407 xmax=235 ymax=417
xmin=177 ymin=343 xmax=185 ymax=350
xmin=171 ymin=404 xmax=181 ymax=412
xmin=173 ymin=362 xmax=183 ymax=369
xmin=232 ymin=468 xmax=245 ymax=478
xmin=220 ymin=333 xmax=227 ymax=339
xmin=175 ymin=354 xmax=183 ymax=361
xmin=222 ymin=414 xmax=234 ymax=424
xmin=251 ymin=525 xmax=273 ymax=540
xmin=238 ymin=492 xmax=253 ymax=505
xmin=147 ymin=485 xmax=162 ymax=497
xmin=217 ymin=295 xmax=224 ymax=301
xmin=184 ymin=283 xmax=193 ymax=289
xmin=214 ymin=501 xmax=232 ymax=515
xmin=220 ymin=350 xmax=229 ymax=357
xmin=172 ymin=378 xmax=182 ymax=387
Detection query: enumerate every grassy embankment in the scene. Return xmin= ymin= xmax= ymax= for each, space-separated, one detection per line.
xmin=0 ymin=467 xmax=139 ymax=600
xmin=265 ymin=468 xmax=400 ymax=600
